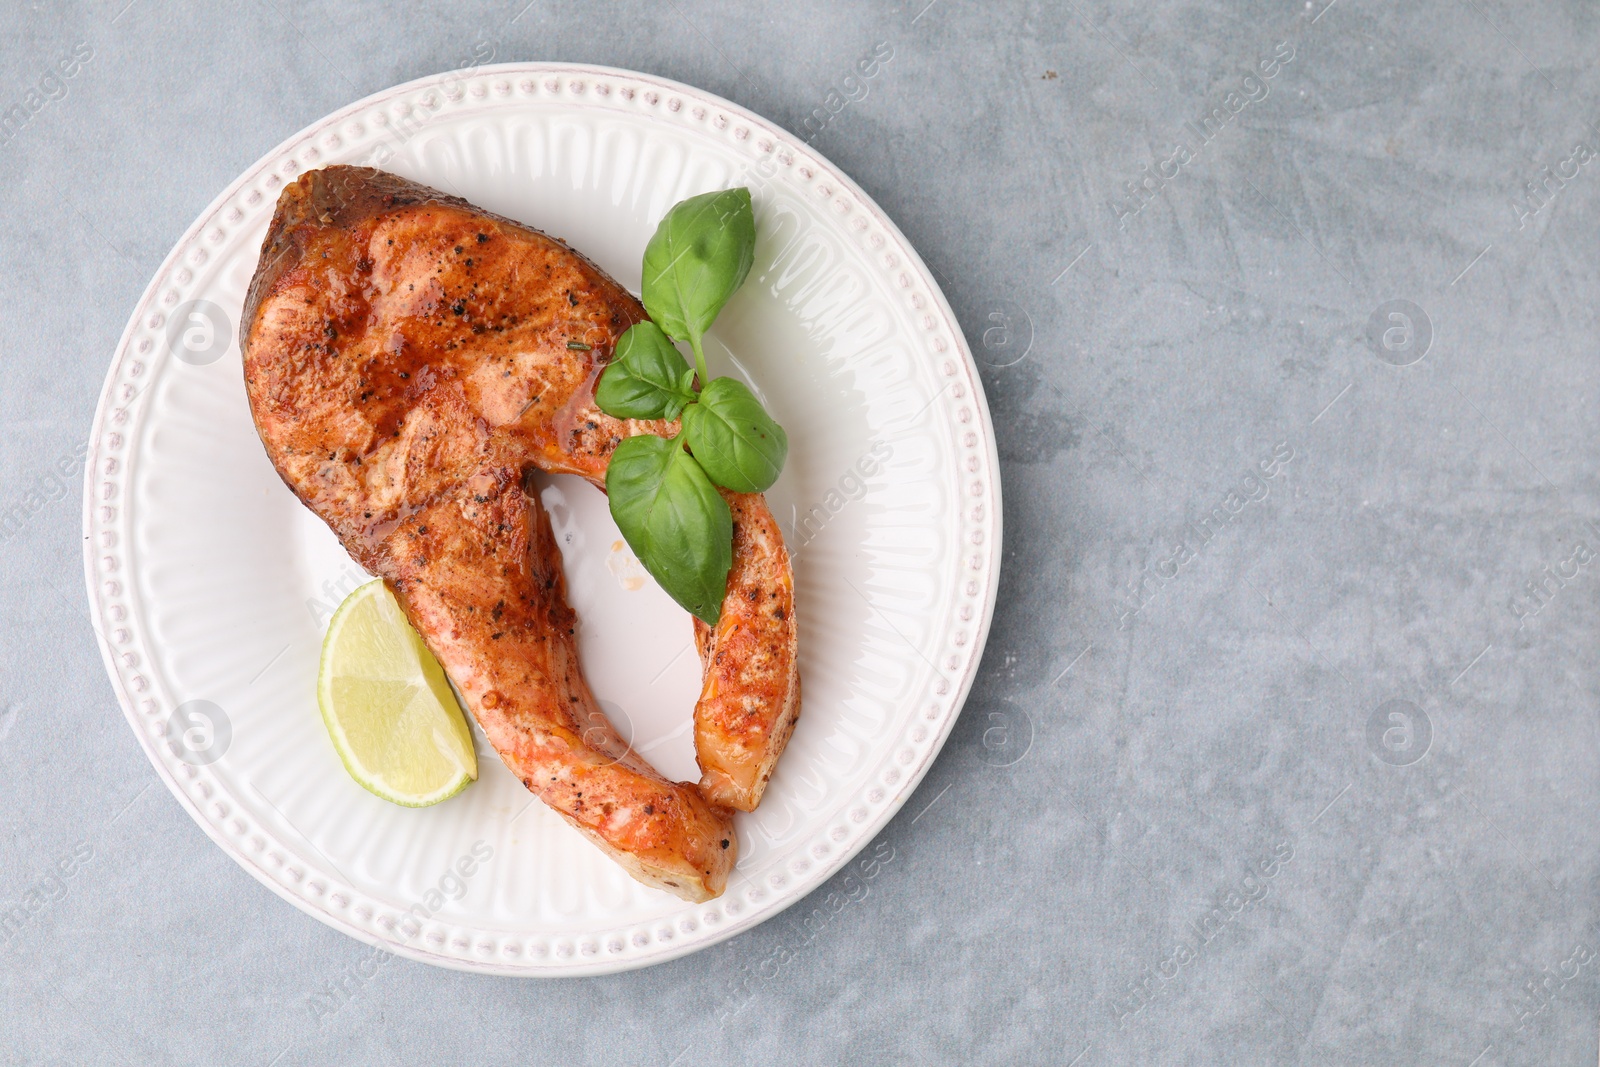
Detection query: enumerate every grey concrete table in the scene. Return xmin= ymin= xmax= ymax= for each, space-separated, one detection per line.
xmin=2 ymin=1 xmax=1597 ymax=1063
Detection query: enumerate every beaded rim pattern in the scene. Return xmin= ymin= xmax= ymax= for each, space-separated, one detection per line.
xmin=82 ymin=63 xmax=1002 ymax=975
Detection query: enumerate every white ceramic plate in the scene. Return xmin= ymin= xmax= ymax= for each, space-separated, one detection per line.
xmin=83 ymin=63 xmax=1000 ymax=975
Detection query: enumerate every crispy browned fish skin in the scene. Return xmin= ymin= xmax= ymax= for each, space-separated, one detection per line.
xmin=693 ymin=492 xmax=800 ymax=810
xmin=240 ymin=166 xmax=797 ymax=896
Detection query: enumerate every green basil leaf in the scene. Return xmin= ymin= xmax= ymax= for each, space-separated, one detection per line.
xmin=605 ymin=434 xmax=732 ymax=624
xmin=640 ymin=188 xmax=756 ymax=349
xmin=681 ymin=377 xmax=789 ymax=493
xmin=595 ymin=322 xmax=698 ymax=420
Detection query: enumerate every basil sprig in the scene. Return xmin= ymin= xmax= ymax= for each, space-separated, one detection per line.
xmin=681 ymin=378 xmax=787 ymax=493
xmin=594 ymin=322 xmax=697 ymax=420
xmin=596 ymin=187 xmax=789 ymax=624
xmin=606 ymin=435 xmax=733 ymax=623
xmin=641 ymin=188 xmax=757 ymax=388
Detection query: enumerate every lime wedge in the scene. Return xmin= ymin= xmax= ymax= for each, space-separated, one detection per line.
xmin=317 ymin=580 xmax=478 ymax=806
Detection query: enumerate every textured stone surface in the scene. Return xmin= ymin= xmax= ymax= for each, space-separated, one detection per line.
xmin=2 ymin=1 xmax=1597 ymax=1063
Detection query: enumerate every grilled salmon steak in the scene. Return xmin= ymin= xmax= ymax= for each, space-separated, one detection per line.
xmin=240 ymin=166 xmax=800 ymax=901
